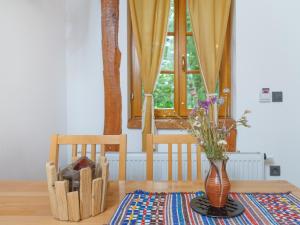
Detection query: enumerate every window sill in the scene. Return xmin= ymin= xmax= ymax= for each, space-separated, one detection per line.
xmin=128 ymin=117 xmax=189 ymax=129
xmin=128 ymin=117 xmax=236 ymax=130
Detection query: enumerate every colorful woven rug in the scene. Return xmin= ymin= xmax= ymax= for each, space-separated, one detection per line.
xmin=109 ymin=190 xmax=300 ymax=225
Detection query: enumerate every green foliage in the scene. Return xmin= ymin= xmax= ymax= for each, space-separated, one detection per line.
xmin=161 ymin=36 xmax=174 ymax=71
xmin=153 ymin=74 xmax=174 ymax=109
xmin=186 ymin=1 xmax=192 ymax=32
xmin=186 ymin=37 xmax=199 ymax=70
xmin=168 ymin=0 xmax=174 ymax=32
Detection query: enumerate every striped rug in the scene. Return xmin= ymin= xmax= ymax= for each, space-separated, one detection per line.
xmin=109 ymin=190 xmax=300 ymax=225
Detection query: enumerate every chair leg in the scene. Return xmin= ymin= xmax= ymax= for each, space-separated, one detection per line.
xmin=146 ymin=134 xmax=153 ymax=181
xmin=118 ymin=135 xmax=127 ymax=181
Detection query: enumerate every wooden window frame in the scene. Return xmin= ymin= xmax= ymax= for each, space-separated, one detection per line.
xmin=128 ymin=0 xmax=232 ymax=129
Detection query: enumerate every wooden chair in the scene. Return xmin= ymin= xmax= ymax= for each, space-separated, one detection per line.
xmin=49 ymin=134 xmax=127 ymax=180
xmin=146 ymin=134 xmax=202 ymax=181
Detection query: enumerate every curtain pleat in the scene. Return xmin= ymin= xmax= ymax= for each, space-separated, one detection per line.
xmin=129 ymin=0 xmax=170 ymax=151
xmin=188 ymin=0 xmax=231 ymax=122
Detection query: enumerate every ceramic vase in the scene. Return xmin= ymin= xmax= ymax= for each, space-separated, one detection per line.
xmin=205 ymin=159 xmax=231 ymax=208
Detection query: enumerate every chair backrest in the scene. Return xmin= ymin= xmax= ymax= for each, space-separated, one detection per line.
xmin=146 ymin=134 xmax=202 ymax=181
xmin=49 ymin=134 xmax=127 ymax=180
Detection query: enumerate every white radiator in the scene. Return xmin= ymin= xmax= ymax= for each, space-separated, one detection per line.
xmin=106 ymin=152 xmax=265 ymax=181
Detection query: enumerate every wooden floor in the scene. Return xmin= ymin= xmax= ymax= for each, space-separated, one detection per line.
xmin=0 ymin=180 xmax=299 ymax=225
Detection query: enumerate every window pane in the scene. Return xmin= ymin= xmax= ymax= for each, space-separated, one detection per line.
xmin=186 ymin=36 xmax=200 ymax=70
xmin=186 ymin=74 xmax=206 ymax=109
xmin=186 ymin=1 xmax=192 ymax=32
xmin=168 ymin=0 xmax=174 ymax=32
xmin=161 ymin=36 xmax=174 ymax=71
xmin=154 ymin=74 xmax=174 ymax=109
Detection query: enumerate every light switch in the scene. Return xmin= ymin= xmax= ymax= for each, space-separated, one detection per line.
xmin=272 ymin=92 xmax=283 ymax=102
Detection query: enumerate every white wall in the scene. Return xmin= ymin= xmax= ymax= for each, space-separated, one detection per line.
xmin=235 ymin=0 xmax=300 ymax=187
xmin=65 ymin=0 xmax=103 ymax=135
xmin=0 ymin=0 xmax=66 ymax=179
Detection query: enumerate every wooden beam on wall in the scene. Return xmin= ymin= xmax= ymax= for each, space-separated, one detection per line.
xmin=101 ymin=0 xmax=122 ymax=151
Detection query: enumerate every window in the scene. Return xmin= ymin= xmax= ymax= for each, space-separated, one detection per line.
xmin=128 ymin=0 xmax=232 ymax=128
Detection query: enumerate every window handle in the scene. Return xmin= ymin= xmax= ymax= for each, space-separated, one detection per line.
xmin=181 ymin=55 xmax=186 ymax=72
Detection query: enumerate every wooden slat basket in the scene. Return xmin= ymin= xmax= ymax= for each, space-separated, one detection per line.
xmin=46 ymin=158 xmax=109 ymax=222
xmin=46 ymin=134 xmax=126 ymax=221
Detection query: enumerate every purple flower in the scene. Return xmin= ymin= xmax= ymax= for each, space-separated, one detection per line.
xmin=196 ymin=96 xmax=218 ymax=113
xmin=210 ymin=96 xmax=217 ymax=104
xmin=198 ymin=100 xmax=210 ymax=110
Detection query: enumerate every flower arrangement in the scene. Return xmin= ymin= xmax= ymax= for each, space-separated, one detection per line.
xmin=188 ymin=89 xmax=250 ymax=160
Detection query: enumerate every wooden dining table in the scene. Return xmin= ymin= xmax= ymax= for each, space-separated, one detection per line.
xmin=0 ymin=180 xmax=299 ymax=225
